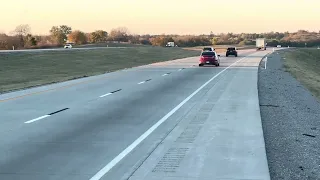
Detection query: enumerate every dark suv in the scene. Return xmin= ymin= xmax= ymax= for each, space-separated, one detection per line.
xmin=226 ymin=47 xmax=238 ymax=57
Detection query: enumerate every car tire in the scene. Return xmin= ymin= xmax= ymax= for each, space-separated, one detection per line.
xmin=235 ymin=54 xmax=238 ymax=57
xmin=226 ymin=54 xmax=228 ymax=57
xmin=199 ymin=64 xmax=203 ymax=67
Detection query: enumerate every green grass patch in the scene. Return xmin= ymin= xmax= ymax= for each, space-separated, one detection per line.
xmin=283 ymin=48 xmax=320 ymax=99
xmin=0 ymin=47 xmax=199 ymax=93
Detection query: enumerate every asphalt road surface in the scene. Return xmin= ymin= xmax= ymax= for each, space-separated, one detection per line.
xmin=0 ymin=49 xmax=270 ymax=180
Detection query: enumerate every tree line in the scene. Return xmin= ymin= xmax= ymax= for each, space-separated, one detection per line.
xmin=0 ymin=24 xmax=319 ymax=50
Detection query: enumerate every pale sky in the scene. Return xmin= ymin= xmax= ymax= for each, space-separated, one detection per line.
xmin=1 ymin=0 xmax=319 ymax=35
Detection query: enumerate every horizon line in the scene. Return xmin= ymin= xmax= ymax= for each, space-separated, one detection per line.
xmin=1 ymin=29 xmax=319 ymax=37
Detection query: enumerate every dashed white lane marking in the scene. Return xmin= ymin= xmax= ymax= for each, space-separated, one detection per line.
xmin=162 ymin=74 xmax=168 ymax=76
xmin=100 ymin=93 xmax=113 ymax=97
xmin=24 ymin=108 xmax=70 ymax=124
xmin=89 ymin=53 xmax=255 ymax=180
xmin=99 ymin=89 xmax=122 ymax=97
xmin=25 ymin=115 xmax=50 ymax=124
xmin=138 ymin=79 xmax=151 ymax=84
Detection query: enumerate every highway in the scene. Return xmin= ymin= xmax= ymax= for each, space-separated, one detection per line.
xmin=0 ymin=49 xmax=271 ymax=180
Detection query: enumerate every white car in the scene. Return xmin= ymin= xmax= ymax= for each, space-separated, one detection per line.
xmin=202 ymin=47 xmax=215 ymax=52
xmin=277 ymin=45 xmax=281 ymax=48
xmin=64 ymin=44 xmax=72 ymax=49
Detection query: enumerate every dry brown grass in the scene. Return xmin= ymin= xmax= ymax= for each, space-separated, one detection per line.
xmin=283 ymin=48 xmax=320 ymax=99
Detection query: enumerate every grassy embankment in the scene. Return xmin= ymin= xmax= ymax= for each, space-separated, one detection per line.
xmin=0 ymin=46 xmax=199 ymax=93
xmin=282 ymin=48 xmax=320 ymax=99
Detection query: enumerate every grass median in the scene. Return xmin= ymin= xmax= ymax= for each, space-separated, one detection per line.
xmin=0 ymin=47 xmax=200 ymax=94
xmin=282 ymin=48 xmax=320 ymax=99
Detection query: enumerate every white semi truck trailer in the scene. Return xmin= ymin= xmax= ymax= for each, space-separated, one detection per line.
xmin=165 ymin=42 xmax=175 ymax=47
xmin=256 ymin=38 xmax=267 ymax=50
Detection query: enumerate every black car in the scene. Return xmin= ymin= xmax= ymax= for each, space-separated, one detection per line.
xmin=226 ymin=47 xmax=238 ymax=57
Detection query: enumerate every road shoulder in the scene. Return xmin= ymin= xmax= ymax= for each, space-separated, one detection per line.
xmin=258 ymin=51 xmax=320 ymax=180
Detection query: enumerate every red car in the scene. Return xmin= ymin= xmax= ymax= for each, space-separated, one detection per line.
xmin=199 ymin=51 xmax=220 ymax=67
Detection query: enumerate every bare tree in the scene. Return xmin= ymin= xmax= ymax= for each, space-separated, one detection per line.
xmin=109 ymin=27 xmax=129 ymax=42
xmin=14 ymin=24 xmax=31 ymax=36
xmin=13 ymin=24 xmax=31 ymax=47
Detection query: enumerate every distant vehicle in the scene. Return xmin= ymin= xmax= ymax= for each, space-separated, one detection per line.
xmin=226 ymin=47 xmax=238 ymax=57
xmin=199 ymin=51 xmax=220 ymax=67
xmin=64 ymin=44 xmax=72 ymax=49
xmin=165 ymin=42 xmax=175 ymax=47
xmin=256 ymin=38 xmax=266 ymax=50
xmin=202 ymin=47 xmax=215 ymax=52
xmin=277 ymin=45 xmax=281 ymax=48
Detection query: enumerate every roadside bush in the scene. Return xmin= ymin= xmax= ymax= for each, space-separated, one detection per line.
xmin=68 ymin=30 xmax=87 ymax=45
xmin=0 ymin=34 xmax=22 ymax=50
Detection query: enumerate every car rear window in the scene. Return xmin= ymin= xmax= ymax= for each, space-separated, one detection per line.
xmin=228 ymin=47 xmax=235 ymax=50
xmin=201 ymin=52 xmax=215 ymax=56
xmin=203 ymin=47 xmax=212 ymax=50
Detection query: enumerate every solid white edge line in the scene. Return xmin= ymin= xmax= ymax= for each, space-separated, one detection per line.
xmin=138 ymin=81 xmax=145 ymax=84
xmin=25 ymin=115 xmax=51 ymax=124
xmin=100 ymin=93 xmax=113 ymax=98
xmin=89 ymin=53 xmax=257 ymax=180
